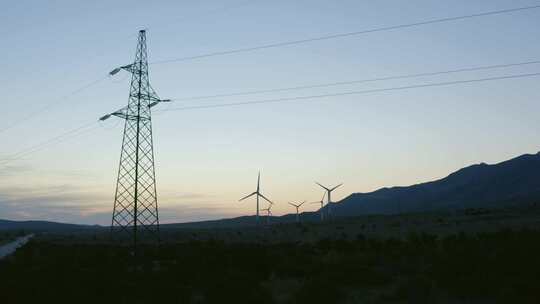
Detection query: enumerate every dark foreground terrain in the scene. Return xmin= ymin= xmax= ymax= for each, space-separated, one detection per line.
xmin=1 ymin=226 xmax=539 ymax=304
xmin=0 ymin=230 xmax=26 ymax=246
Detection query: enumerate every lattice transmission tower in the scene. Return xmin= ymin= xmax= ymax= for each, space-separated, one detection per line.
xmin=100 ymin=30 xmax=169 ymax=249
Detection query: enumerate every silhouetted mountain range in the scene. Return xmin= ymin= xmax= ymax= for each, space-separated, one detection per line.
xmin=0 ymin=219 xmax=94 ymax=231
xmin=2 ymin=152 xmax=540 ymax=231
xmin=164 ymin=152 xmax=540 ymax=228
xmin=332 ymin=152 xmax=540 ymax=216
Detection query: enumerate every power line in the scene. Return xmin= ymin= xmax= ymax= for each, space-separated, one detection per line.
xmin=150 ymin=4 xmax=540 ymax=64
xmin=0 ymin=121 xmax=97 ymax=163
xmin=4 ymin=4 xmax=536 ymax=139
xmin=0 ymin=2 xmax=256 ymax=137
xmin=0 ymin=76 xmax=107 ymax=135
xmin=157 ymin=72 xmax=540 ymax=112
xmin=0 ymin=121 xmax=99 ymax=167
xmin=170 ymin=59 xmax=540 ymax=101
xmin=4 ymin=72 xmax=540 ymax=166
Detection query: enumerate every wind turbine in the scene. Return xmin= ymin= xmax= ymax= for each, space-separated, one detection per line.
xmin=316 ymin=182 xmax=343 ymax=219
xmin=260 ymin=204 xmax=273 ymax=225
xmin=239 ymin=172 xmax=273 ymax=226
xmin=310 ymin=192 xmax=326 ymax=221
xmin=288 ymin=201 xmax=306 ymax=223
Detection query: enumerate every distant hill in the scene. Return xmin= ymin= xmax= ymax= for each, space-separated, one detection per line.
xmin=3 ymin=152 xmax=540 ymax=231
xmin=332 ymin=152 xmax=540 ymax=216
xmin=162 ymin=213 xmax=322 ymax=229
xmin=0 ymin=219 xmax=95 ymax=231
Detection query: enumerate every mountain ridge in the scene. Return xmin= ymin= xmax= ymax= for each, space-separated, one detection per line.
xmin=332 ymin=152 xmax=540 ymax=216
xmin=0 ymin=219 xmax=95 ymax=231
xmin=2 ymin=152 xmax=540 ymax=230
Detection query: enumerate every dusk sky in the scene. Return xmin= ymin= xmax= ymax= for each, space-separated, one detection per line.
xmin=2 ymin=0 xmax=540 ymax=225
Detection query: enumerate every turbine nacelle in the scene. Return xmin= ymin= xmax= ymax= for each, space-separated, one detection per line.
xmin=288 ymin=201 xmax=306 ymax=209
xmin=316 ymin=182 xmax=343 ymax=192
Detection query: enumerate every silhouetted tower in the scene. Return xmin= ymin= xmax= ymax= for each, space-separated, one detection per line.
xmin=310 ymin=192 xmax=326 ymax=221
xmin=100 ymin=30 xmax=169 ymax=251
xmin=288 ymin=201 xmax=306 ymax=223
xmin=239 ymin=172 xmax=273 ymax=226
xmin=316 ymin=182 xmax=343 ymax=219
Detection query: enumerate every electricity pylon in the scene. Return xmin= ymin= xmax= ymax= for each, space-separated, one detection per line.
xmin=100 ymin=30 xmax=169 ymax=252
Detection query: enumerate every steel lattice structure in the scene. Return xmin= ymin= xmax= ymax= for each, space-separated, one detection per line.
xmin=101 ymin=30 xmax=169 ymax=249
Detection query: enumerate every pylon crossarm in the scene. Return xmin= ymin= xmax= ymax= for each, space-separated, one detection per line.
xmin=109 ymin=63 xmax=137 ymax=76
xmin=109 ymin=64 xmax=133 ymax=76
xmin=99 ymin=106 xmax=128 ymax=121
xmin=100 ymin=109 xmax=152 ymax=122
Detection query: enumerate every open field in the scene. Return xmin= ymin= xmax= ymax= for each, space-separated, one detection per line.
xmin=1 ymin=229 xmax=539 ymax=303
xmin=1 ymin=206 xmax=540 ymax=303
xmin=161 ymin=206 xmax=540 ymax=244
xmin=0 ymin=231 xmax=27 ymax=246
xmin=33 ymin=205 xmax=540 ymax=245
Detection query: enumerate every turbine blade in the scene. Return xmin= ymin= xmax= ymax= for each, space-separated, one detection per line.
xmin=299 ymin=201 xmax=306 ymax=207
xmin=316 ymin=182 xmax=329 ymax=191
xmin=239 ymin=192 xmax=257 ymax=202
xmin=259 ymin=193 xmax=273 ymax=204
xmin=330 ymin=183 xmax=343 ymax=191
xmin=322 ymin=191 xmax=326 ymax=201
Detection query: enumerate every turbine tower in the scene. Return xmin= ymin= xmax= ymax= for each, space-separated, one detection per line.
xmin=310 ymin=192 xmax=326 ymax=221
xmin=239 ymin=172 xmax=273 ymax=225
xmin=100 ymin=30 xmax=169 ymax=251
xmin=288 ymin=201 xmax=306 ymax=223
xmin=260 ymin=204 xmax=273 ymax=225
xmin=316 ymin=182 xmax=343 ymax=219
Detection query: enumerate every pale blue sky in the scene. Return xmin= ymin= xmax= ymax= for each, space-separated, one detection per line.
xmin=1 ymin=0 xmax=540 ymax=224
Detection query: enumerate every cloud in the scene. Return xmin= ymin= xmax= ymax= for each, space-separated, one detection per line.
xmin=0 ymin=183 xmax=238 ymax=225
xmin=159 ymin=204 xmax=240 ymax=224
xmin=0 ymin=201 xmax=111 ymax=225
xmin=0 ymin=164 xmax=34 ymax=178
xmin=0 ymin=183 xmax=111 ymax=224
